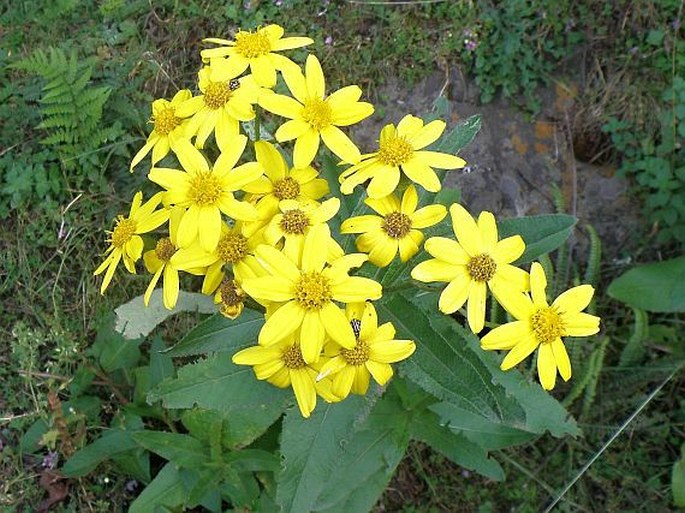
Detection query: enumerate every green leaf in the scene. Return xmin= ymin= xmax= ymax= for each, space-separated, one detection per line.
xmin=165 ymin=309 xmax=264 ymax=357
xmin=411 ymin=409 xmax=504 ymax=480
xmin=182 ymin=407 xmax=282 ymax=450
xmin=380 ymin=293 xmax=525 ymax=423
xmin=434 ymin=114 xmax=481 ymax=155
xmin=672 ymin=442 xmax=685 ymax=506
xmin=91 ymin=318 xmax=143 ymax=372
xmin=132 ymin=431 xmax=209 ymax=468
xmin=148 ymin=354 xmax=288 ymax=434
xmin=115 ymin=290 xmax=216 ymax=340
xmin=62 ymin=429 xmax=137 ymax=477
xmin=128 ymin=463 xmax=187 ymax=513
xmin=607 ymin=257 xmax=685 ymax=312
xmin=276 ymin=396 xmax=372 ymax=513
xmin=149 ymin=335 xmax=174 ymax=386
xmin=314 ymin=389 xmax=412 ymax=513
xmin=434 ymin=186 xmax=461 ymax=207
xmin=499 ymin=214 xmax=577 ymax=265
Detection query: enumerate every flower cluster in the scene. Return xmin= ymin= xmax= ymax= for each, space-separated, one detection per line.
xmin=95 ymin=24 xmax=600 ymax=416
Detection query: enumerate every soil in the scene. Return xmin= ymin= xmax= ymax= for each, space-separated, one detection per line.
xmin=352 ymin=70 xmax=643 ymax=262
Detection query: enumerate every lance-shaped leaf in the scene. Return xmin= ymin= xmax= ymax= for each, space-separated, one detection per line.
xmin=608 ymin=256 xmax=685 ymax=312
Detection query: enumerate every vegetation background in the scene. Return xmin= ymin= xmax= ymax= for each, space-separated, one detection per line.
xmin=1 ymin=0 xmax=684 ymax=511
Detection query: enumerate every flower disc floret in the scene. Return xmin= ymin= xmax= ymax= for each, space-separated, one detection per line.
xmin=234 ymin=31 xmax=272 ymax=58
xmin=302 ymin=97 xmax=332 ymax=131
xmin=111 ymin=217 xmax=137 ymax=248
xmin=377 ymin=136 xmax=413 ymax=166
xmin=340 ymin=340 xmax=370 ymax=366
xmin=203 ymin=81 xmax=234 ymax=110
xmin=280 ymin=209 xmax=310 ymax=234
xmin=273 ymin=176 xmax=301 ymax=200
xmin=382 ymin=212 xmax=412 ymax=239
xmin=467 ymin=253 xmax=497 ymax=282
xmin=216 ymin=233 xmax=248 ymax=263
xmin=531 ymin=307 xmax=564 ymax=344
xmin=188 ymin=172 xmax=223 ymax=206
xmin=153 ymin=107 xmax=182 ymax=135
xmin=282 ymin=344 xmax=307 ymax=369
xmin=155 ymin=238 xmax=176 ymax=261
xmin=295 ymin=272 xmax=331 ymax=310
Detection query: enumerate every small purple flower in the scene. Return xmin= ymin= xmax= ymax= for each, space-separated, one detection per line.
xmin=629 ymin=46 xmax=639 ymax=55
xmin=274 ymin=0 xmax=283 ymax=6
xmin=565 ymin=19 xmax=576 ymax=32
xmin=42 ymin=451 xmax=59 ymax=469
xmin=125 ymin=480 xmax=138 ymax=493
xmin=672 ymin=19 xmax=681 ymax=31
xmin=324 ymin=35 xmax=333 ymax=46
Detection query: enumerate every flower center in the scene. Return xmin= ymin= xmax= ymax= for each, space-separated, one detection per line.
xmin=234 ymin=30 xmax=272 ymax=59
xmin=282 ymin=344 xmax=307 ymax=369
xmin=382 ymin=212 xmax=412 ymax=239
xmin=217 ymin=279 xmax=245 ymax=319
xmin=302 ymin=97 xmax=332 ymax=131
xmin=110 ymin=216 xmax=137 ymax=248
xmin=340 ymin=339 xmax=370 ymax=366
xmin=188 ymin=172 xmax=223 ymax=206
xmin=153 ymin=107 xmax=181 ymax=135
xmin=531 ymin=307 xmax=565 ymax=344
xmin=204 ymin=81 xmax=233 ymax=110
xmin=154 ymin=237 xmax=176 ymax=261
xmin=273 ymin=177 xmax=301 ymax=200
xmin=294 ymin=271 xmax=331 ymax=310
xmin=216 ymin=233 xmax=248 ymax=263
xmin=279 ymin=209 xmax=310 ymax=234
xmin=467 ymin=253 xmax=497 ymax=282
xmin=377 ymin=136 xmax=413 ymax=166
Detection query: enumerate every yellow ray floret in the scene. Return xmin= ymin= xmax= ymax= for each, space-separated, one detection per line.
xmin=94 ymin=191 xmax=170 ymax=294
xmin=241 ymin=224 xmax=382 ymax=364
xmin=411 ymin=203 xmax=529 ymax=334
xmin=259 ymin=54 xmax=374 ymax=168
xmin=480 ymin=262 xmax=601 ymax=390
xmin=317 ymin=301 xmax=416 ymax=399
xmin=339 ymin=114 xmax=467 ymax=198
xmin=201 ymin=24 xmax=313 ymax=88
xmin=147 ymin=136 xmax=261 ymax=252
xmin=341 ymin=185 xmax=447 ymax=267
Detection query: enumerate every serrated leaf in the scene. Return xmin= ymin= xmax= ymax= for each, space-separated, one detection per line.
xmin=411 ymin=409 xmax=504 ymax=480
xmin=132 ymin=431 xmax=209 ymax=469
xmin=182 ymin=407 xmax=282 ymax=450
xmin=165 ymin=309 xmax=264 ymax=357
xmin=115 ymin=290 xmax=216 ymax=340
xmin=276 ymin=397 xmax=372 ymax=513
xmin=499 ymin=214 xmax=577 ymax=264
xmin=62 ymin=428 xmax=141 ymax=478
xmin=128 ymin=463 xmax=186 ymax=513
xmin=380 ymin=293 xmax=525 ymax=423
xmin=434 ymin=114 xmax=481 ymax=155
xmin=313 ymin=389 xmax=412 ymax=513
xmin=608 ymin=257 xmax=685 ymax=312
xmin=148 ymin=353 xmax=289 ymax=427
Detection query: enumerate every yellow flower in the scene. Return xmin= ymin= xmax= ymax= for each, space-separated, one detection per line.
xmin=175 ymin=67 xmax=261 ymax=152
xmin=339 ymin=114 xmax=467 ymax=198
xmin=317 ymin=302 xmax=415 ymax=398
xmin=259 ymin=54 xmax=374 ymax=168
xmin=130 ymin=89 xmax=193 ymax=171
xmin=214 ymin=279 xmax=246 ymax=320
xmin=244 ymin=140 xmax=329 ymax=220
xmin=241 ymin=224 xmax=382 ymax=364
xmin=94 ymin=192 xmax=169 ymax=294
xmin=148 ymin=136 xmax=261 ymax=252
xmin=263 ymin=197 xmax=342 ymax=265
xmin=201 ymin=25 xmax=313 ymax=88
xmin=341 ymin=185 xmax=446 ymax=267
xmin=481 ymin=262 xmax=600 ymax=390
xmin=411 ymin=203 xmax=529 ymax=334
xmin=171 ymin=220 xmax=264 ymax=295
xmin=232 ymin=335 xmax=333 ymax=418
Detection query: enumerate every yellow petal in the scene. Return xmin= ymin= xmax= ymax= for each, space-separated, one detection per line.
xmin=301 ymin=310 xmax=326 ymax=364
xmin=551 ymin=338 xmax=572 ymax=381
xmin=449 ymin=203 xmax=482 ymax=256
xmin=241 ymin=275 xmax=293 ymax=302
xmin=537 ymin=342 xmax=557 ymax=390
xmin=281 ymin=64 xmax=308 ymax=104
xmin=492 ymin=235 xmax=525 ymax=264
xmin=398 ymin=233 xmax=421 ymax=262
xmin=253 ymin=244 xmax=300 ymax=282
xmin=466 ymin=280 xmax=487 ymax=334
xmin=529 ymin=262 xmax=549 ymax=307
xmin=291 ymin=368 xmax=317 ymax=418
xmin=438 ymin=273 xmax=471 ymax=314
xmin=351 ymin=366 xmax=371 ymax=395
xmin=198 ymin=206 xmax=221 ymax=252
xmin=396 ymin=115 xmax=423 ymax=138
xmin=563 ymin=312 xmax=600 ymax=337
xmin=400 ymin=184 xmax=419 ymax=214
xmin=366 ymin=164 xmax=401 ymax=198
xmin=301 ymin=223 xmax=329 ymax=273
xmin=331 ymin=276 xmax=382 ymax=303
xmin=162 ymin=267 xmax=180 ymax=310
xmin=276 ymin=119 xmax=310 ymax=142
xmin=233 ymin=345 xmax=282 ymax=366
xmin=254 ymin=140 xmax=287 ymax=182
xmin=553 ymin=284 xmax=595 ymax=313
xmin=411 ymin=259 xmax=463 ymax=282
xmin=368 ymin=237 xmax=398 ymax=267
xmin=408 ymin=119 xmax=445 ymax=149
xmin=369 ymin=340 xmax=416 ymax=364
xmin=413 ymin=150 xmax=466 ymax=169
xmin=251 ymin=55 xmax=277 ymax=88
xmin=305 ymin=54 xmax=325 ymax=99
xmin=402 ymin=157 xmax=441 ymax=192
xmin=477 ymin=211 xmax=498 ymax=252
xmin=320 ymin=302 xmax=356 ymax=348
xmin=320 ymin=125 xmax=361 ymax=165
xmin=480 ymin=320 xmax=529 ymax=350
xmin=332 ymin=366 xmax=356 ymax=398
xmin=144 ymin=268 xmax=163 ymax=306
xmin=340 ymin=215 xmax=383 ymax=234
xmin=423 ymin=237 xmax=470 ymax=264
xmin=293 ymin=129 xmax=320 ymax=169
xmin=331 ymin=101 xmax=374 ymax=127
xmin=259 ymin=92 xmax=302 ymax=119
xmin=272 ymin=36 xmax=314 ymax=51
xmin=500 ymin=334 xmax=539 ymax=371
xmin=259 ymin=301 xmax=305 ymax=345
xmin=411 ymin=204 xmax=447 ymax=229
xmin=365 ymin=360 xmax=393 ymax=386
xmin=214 ymin=134 xmax=248 ymax=173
